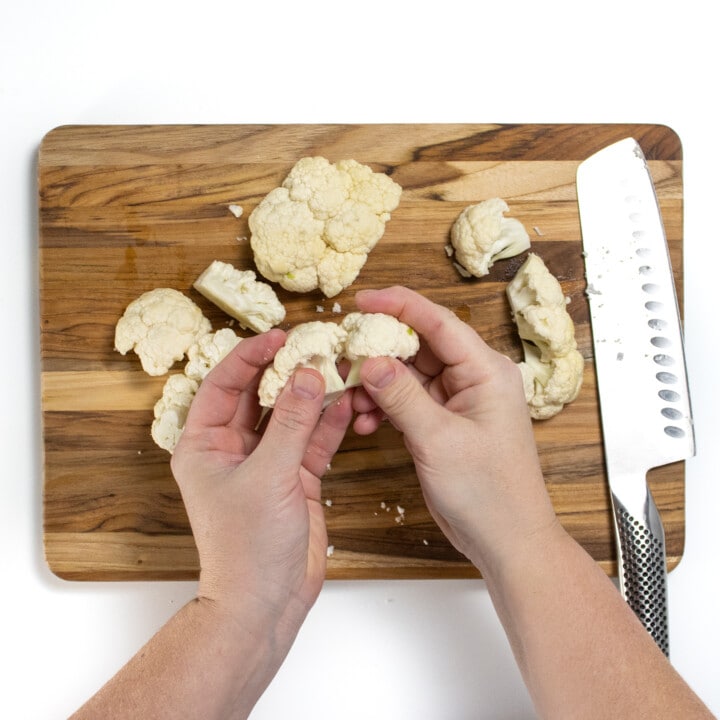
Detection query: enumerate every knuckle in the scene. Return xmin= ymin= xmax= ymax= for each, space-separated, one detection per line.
xmin=271 ymin=399 xmax=315 ymax=434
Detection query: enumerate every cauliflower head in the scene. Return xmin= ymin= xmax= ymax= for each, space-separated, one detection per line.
xmin=507 ymin=253 xmax=584 ymax=420
xmin=249 ymin=157 xmax=402 ymax=298
xmin=193 ymin=260 xmax=286 ymax=333
xmin=184 ymin=327 xmax=241 ymax=381
xmin=258 ymin=321 xmax=348 ymax=408
xmin=341 ymin=312 xmax=420 ymax=387
xmin=115 ymin=288 xmax=212 ymax=376
xmin=450 ymin=198 xmax=530 ymax=278
xmin=151 ymin=374 xmax=199 ymax=453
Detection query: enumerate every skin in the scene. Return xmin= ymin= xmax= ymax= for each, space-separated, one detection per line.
xmin=70 ymin=288 xmax=713 ymax=720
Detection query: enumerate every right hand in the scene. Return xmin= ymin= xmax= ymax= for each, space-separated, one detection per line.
xmin=352 ymin=286 xmax=561 ymax=573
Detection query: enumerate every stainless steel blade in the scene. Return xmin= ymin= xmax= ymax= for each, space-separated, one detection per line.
xmin=576 ymin=137 xmax=695 ymax=657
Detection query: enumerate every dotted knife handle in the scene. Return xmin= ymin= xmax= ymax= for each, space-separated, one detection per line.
xmin=611 ymin=489 xmax=670 ymax=657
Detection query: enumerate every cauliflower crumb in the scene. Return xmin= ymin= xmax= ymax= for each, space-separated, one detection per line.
xmin=316 ymin=305 xmax=325 ymax=313
xmin=326 ymin=545 xmax=335 ymax=557
xmin=332 ymin=302 xmax=342 ymax=314
xmin=248 ymin=156 xmax=402 ymax=298
xmin=228 ymin=204 xmax=243 ymax=218
xmin=325 ymin=499 xmax=333 ymax=507
xmin=115 ymin=288 xmax=211 ymax=376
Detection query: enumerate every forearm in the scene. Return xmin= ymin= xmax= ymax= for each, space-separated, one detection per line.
xmin=70 ymin=596 xmax=295 ymax=720
xmin=477 ymin=525 xmax=713 ymax=720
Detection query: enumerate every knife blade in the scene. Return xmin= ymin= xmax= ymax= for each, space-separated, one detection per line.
xmin=576 ymin=137 xmax=695 ymax=657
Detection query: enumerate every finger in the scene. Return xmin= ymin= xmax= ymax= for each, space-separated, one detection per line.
xmin=253 ymin=368 xmax=326 ymax=472
xmin=359 ymin=356 xmax=447 ymax=440
xmin=300 ymin=391 xmax=353 ymax=479
xmin=184 ymin=329 xmax=286 ymax=432
xmin=353 ymin=406 xmax=385 ymax=436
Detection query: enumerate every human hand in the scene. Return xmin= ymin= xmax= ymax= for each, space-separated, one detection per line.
xmin=171 ymin=329 xmax=352 ymax=630
xmin=352 ymin=287 xmax=560 ymax=573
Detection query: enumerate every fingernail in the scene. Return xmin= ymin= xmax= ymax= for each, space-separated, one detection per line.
xmin=292 ymin=370 xmax=322 ymax=399
xmin=365 ymin=358 xmax=396 ymax=389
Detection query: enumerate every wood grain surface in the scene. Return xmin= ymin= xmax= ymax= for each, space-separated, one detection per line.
xmin=38 ymin=123 xmax=685 ymax=581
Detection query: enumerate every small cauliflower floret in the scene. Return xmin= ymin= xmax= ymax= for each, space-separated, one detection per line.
xmin=249 ymin=156 xmax=402 ymax=298
xmin=506 ymin=253 xmax=576 ymax=361
xmin=518 ymin=341 xmax=585 ymax=420
xmin=450 ymin=198 xmax=530 ymax=278
xmin=193 ymin=260 xmax=286 ymax=333
xmin=507 ymin=253 xmax=584 ymax=420
xmin=184 ymin=327 xmax=241 ymax=381
xmin=258 ymin=321 xmax=348 ymax=408
xmin=340 ymin=312 xmax=420 ymax=388
xmin=115 ymin=288 xmax=211 ymax=376
xmin=151 ymin=374 xmax=199 ymax=453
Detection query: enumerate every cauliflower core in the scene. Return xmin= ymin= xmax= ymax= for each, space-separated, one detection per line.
xmin=249 ymin=157 xmax=402 ymax=298
xmin=507 ymin=253 xmax=584 ymax=419
xmin=450 ymin=198 xmax=530 ymax=278
xmin=115 ymin=288 xmax=212 ymax=376
xmin=193 ymin=260 xmax=286 ymax=333
xmin=257 ymin=313 xmax=419 ymax=409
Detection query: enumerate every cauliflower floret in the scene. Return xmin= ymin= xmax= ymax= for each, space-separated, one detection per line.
xmin=257 ymin=313 xmax=421 ymax=408
xmin=249 ymin=157 xmax=402 ymax=298
xmin=451 ymin=198 xmax=530 ymax=278
xmin=507 ymin=253 xmax=584 ymax=419
xmin=193 ymin=260 xmax=286 ymax=333
xmin=151 ymin=329 xmax=242 ymax=453
xmin=258 ymin=321 xmax=348 ymax=408
xmin=151 ymin=374 xmax=199 ymax=453
xmin=115 ymin=288 xmax=211 ymax=376
xmin=518 ymin=341 xmax=584 ymax=420
xmin=184 ymin=327 xmax=242 ymax=381
xmin=341 ymin=312 xmax=420 ymax=388
xmin=506 ymin=253 xmax=577 ymax=361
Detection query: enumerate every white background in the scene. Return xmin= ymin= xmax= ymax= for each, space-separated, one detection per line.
xmin=2 ymin=1 xmax=718 ymax=717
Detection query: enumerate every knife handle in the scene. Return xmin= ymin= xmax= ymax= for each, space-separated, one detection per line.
xmin=611 ymin=486 xmax=670 ymax=657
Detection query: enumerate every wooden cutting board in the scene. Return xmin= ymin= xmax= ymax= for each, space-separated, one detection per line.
xmin=39 ymin=123 xmax=685 ymax=581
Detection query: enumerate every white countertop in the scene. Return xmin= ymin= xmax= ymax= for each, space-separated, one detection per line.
xmin=3 ymin=2 xmax=719 ymax=717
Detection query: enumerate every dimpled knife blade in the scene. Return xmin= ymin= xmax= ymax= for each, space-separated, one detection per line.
xmin=577 ymin=137 xmax=695 ymax=656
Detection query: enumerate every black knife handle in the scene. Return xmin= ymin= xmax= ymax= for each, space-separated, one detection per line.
xmin=611 ymin=488 xmax=670 ymax=657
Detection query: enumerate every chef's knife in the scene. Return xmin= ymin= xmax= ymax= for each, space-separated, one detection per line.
xmin=576 ymin=137 xmax=695 ymax=657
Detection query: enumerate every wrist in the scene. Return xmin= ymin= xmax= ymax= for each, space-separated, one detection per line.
xmin=186 ymin=593 xmax=306 ymax=717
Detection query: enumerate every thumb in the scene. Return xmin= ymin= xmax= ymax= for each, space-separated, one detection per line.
xmin=360 ymin=357 xmax=444 ymax=439
xmin=256 ymin=369 xmax=325 ymax=470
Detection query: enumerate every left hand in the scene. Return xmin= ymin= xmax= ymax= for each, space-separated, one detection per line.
xmin=171 ymin=328 xmax=352 ymax=628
